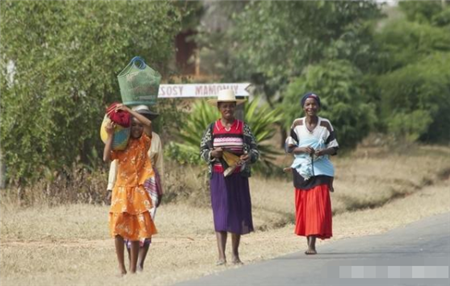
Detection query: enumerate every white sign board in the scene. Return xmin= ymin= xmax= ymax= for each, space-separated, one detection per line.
xmin=158 ymin=83 xmax=250 ymax=98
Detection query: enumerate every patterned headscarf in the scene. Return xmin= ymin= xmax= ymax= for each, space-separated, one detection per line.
xmin=300 ymin=92 xmax=321 ymax=108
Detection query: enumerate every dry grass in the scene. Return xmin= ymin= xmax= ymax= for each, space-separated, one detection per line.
xmin=331 ymin=145 xmax=450 ymax=214
xmin=3 ymin=163 xmax=110 ymax=207
xmin=1 ymin=145 xmax=450 ymax=286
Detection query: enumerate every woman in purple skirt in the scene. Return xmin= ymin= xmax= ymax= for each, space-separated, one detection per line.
xmin=200 ymin=89 xmax=260 ymax=266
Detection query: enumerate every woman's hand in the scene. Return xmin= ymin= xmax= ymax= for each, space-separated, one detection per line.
xmin=294 ymin=146 xmax=315 ymax=155
xmin=114 ymin=103 xmax=130 ymax=113
xmin=240 ymin=154 xmax=250 ymax=162
xmin=211 ymin=147 xmax=223 ymax=159
xmin=105 ymin=121 xmax=115 ymax=135
xmin=315 ymin=149 xmax=323 ymax=157
xmin=105 ymin=189 xmax=112 ymax=205
xmin=315 ymin=148 xmax=332 ymax=157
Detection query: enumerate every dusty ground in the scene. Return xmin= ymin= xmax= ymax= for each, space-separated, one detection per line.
xmin=1 ymin=145 xmax=449 ymax=285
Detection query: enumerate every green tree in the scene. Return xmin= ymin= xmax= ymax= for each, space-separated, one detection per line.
xmin=378 ymin=53 xmax=450 ymax=143
xmin=196 ymin=1 xmax=382 ymax=106
xmin=374 ymin=19 xmax=450 ymax=72
xmin=282 ymin=60 xmax=376 ymax=150
xmin=399 ymin=0 xmax=450 ymax=24
xmin=0 ymin=0 xmax=181 ymax=184
xmin=373 ymin=1 xmax=450 ymax=143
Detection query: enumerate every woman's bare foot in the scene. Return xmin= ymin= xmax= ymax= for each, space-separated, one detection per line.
xmin=305 ymin=248 xmax=317 ymax=255
xmin=216 ymin=259 xmax=226 ymax=266
xmin=306 ymin=236 xmax=317 ymax=255
xmin=117 ymin=266 xmax=127 ymax=277
xmin=232 ymin=259 xmax=243 ymax=265
xmin=231 ymin=254 xmax=243 ymax=265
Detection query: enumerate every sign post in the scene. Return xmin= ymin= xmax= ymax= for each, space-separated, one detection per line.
xmin=157 ymin=83 xmax=250 ymax=121
xmin=157 ymin=83 xmax=250 ymax=99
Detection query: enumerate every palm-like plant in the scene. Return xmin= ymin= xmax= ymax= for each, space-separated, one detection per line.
xmin=166 ymin=98 xmax=283 ymax=172
xmin=243 ymin=98 xmax=283 ymax=162
xmin=178 ymin=100 xmax=219 ymax=155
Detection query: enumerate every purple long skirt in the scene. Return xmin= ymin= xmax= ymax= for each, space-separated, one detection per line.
xmin=210 ymin=172 xmax=254 ymax=235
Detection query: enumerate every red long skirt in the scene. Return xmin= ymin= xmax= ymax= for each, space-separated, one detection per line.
xmin=294 ymin=184 xmax=332 ymax=239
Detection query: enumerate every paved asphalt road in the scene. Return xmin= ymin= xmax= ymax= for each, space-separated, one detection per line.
xmin=177 ymin=212 xmax=450 ymax=286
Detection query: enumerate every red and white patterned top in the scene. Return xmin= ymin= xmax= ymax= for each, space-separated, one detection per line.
xmin=212 ymin=119 xmax=244 ymax=173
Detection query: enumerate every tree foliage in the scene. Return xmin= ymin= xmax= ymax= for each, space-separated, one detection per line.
xmin=399 ymin=0 xmax=450 ymax=24
xmin=374 ymin=1 xmax=450 ymax=143
xmin=0 ymin=0 xmax=181 ymax=183
xmin=282 ymin=60 xmax=376 ymax=150
xmin=378 ymin=53 xmax=450 ymax=142
xmin=197 ymin=1 xmax=382 ymax=105
xmin=374 ymin=19 xmax=450 ymax=72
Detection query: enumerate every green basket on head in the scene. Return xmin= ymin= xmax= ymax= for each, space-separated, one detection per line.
xmin=117 ymin=56 xmax=161 ymax=106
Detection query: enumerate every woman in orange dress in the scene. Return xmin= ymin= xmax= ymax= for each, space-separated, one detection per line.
xmin=103 ymin=103 xmax=157 ymax=275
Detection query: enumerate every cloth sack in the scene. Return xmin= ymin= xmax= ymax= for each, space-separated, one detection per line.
xmin=106 ymin=102 xmax=131 ymax=127
xmin=100 ymin=115 xmax=130 ymax=150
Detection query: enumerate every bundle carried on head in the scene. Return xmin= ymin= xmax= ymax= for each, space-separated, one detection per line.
xmin=117 ymin=56 xmax=161 ymax=106
xmin=100 ymin=102 xmax=131 ymax=150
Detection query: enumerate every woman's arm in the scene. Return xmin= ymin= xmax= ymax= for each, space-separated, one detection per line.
xmin=200 ymin=124 xmax=216 ymax=163
xmin=103 ymin=121 xmax=115 ymax=162
xmin=243 ymin=124 xmax=260 ymax=164
xmin=107 ymin=160 xmax=117 ymax=190
xmin=323 ymin=119 xmax=339 ymax=155
xmin=116 ymin=103 xmax=152 ymax=128
xmin=293 ymin=146 xmax=315 ymax=155
xmin=315 ymin=147 xmax=338 ymax=157
xmin=286 ymin=126 xmax=304 ymax=154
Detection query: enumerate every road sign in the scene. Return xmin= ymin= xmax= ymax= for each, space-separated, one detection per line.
xmin=158 ymin=83 xmax=250 ymax=98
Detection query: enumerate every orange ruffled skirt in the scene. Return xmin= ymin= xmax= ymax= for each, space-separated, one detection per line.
xmin=109 ymin=185 xmax=157 ymax=241
xmin=294 ymin=184 xmax=332 ymax=239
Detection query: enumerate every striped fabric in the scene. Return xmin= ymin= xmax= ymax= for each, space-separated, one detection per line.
xmin=200 ymin=119 xmax=259 ymax=178
xmin=286 ymin=116 xmax=338 ymax=190
xmin=143 ymin=176 xmax=158 ymax=219
xmin=212 ymin=119 xmax=244 ymax=173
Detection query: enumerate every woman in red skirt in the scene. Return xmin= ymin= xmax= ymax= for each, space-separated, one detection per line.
xmin=285 ymin=92 xmax=339 ymax=255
